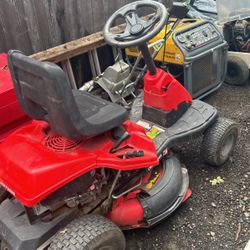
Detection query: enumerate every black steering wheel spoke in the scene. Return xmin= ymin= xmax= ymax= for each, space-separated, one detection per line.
xmin=124 ymin=11 xmax=140 ymax=28
xmin=115 ymin=30 xmax=133 ymax=41
xmin=142 ymin=18 xmax=157 ymax=31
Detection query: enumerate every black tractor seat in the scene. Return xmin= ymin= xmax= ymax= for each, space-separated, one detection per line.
xmin=8 ymin=50 xmax=128 ymax=139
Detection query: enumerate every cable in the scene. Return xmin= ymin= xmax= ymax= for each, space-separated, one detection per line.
xmin=162 ymin=24 xmax=168 ymax=66
xmin=160 ymin=18 xmax=180 ymax=69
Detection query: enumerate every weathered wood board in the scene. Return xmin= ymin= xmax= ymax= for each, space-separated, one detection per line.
xmin=0 ymin=0 xmax=135 ymax=54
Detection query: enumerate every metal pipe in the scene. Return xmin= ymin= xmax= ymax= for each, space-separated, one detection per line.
xmin=138 ymin=43 xmax=157 ymax=75
xmin=92 ymin=49 xmax=101 ymax=75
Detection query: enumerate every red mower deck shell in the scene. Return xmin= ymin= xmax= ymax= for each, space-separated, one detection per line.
xmin=107 ymin=169 xmax=158 ymax=228
xmin=0 ymin=53 xmax=30 ymax=141
xmin=144 ymin=68 xmax=192 ymax=111
xmin=107 ymin=191 xmax=144 ymax=228
xmin=0 ymin=120 xmax=159 ymax=207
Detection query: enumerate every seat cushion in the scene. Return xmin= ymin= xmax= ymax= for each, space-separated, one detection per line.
xmin=72 ymin=90 xmax=128 ymax=136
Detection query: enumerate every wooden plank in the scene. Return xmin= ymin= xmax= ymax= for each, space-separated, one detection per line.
xmin=31 ymin=21 xmax=128 ymax=63
xmin=32 ymin=0 xmax=52 ymax=50
xmin=22 ymin=0 xmax=43 ymax=53
xmin=13 ymin=0 xmax=33 ymax=54
xmin=0 ymin=0 xmax=139 ymax=55
xmin=31 ymin=31 xmax=106 ymax=63
xmin=0 ymin=10 xmax=8 ymax=52
xmin=92 ymin=0 xmax=106 ymax=32
xmin=0 ymin=0 xmax=22 ymax=51
xmin=31 ymin=11 xmax=151 ymax=63
xmin=44 ymin=0 xmax=62 ymax=47
xmin=76 ymin=0 xmax=94 ymax=36
xmin=63 ymin=0 xmax=78 ymax=41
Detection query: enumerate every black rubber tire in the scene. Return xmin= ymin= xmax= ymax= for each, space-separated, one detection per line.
xmin=225 ymin=55 xmax=249 ymax=86
xmin=0 ymin=186 xmax=11 ymax=204
xmin=48 ymin=215 xmax=125 ymax=250
xmin=202 ymin=118 xmax=238 ymax=167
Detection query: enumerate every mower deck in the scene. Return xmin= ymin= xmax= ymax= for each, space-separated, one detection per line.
xmin=130 ymin=94 xmax=218 ymax=155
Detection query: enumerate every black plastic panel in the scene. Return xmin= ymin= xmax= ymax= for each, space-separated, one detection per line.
xmin=130 ymin=93 xmax=218 ymax=155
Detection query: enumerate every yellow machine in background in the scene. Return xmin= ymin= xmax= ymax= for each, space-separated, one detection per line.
xmin=127 ymin=18 xmax=203 ymax=65
xmin=126 ymin=18 xmax=228 ymax=99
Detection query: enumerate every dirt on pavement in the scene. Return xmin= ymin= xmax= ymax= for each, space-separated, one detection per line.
xmin=125 ymin=82 xmax=250 ymax=250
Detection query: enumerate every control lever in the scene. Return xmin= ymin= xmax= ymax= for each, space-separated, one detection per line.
xmin=123 ymin=150 xmax=144 ymax=159
xmin=110 ymin=129 xmax=131 ymax=153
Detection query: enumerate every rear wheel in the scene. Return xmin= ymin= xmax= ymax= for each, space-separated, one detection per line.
xmin=48 ymin=215 xmax=125 ymax=250
xmin=202 ymin=118 xmax=238 ymax=167
xmin=0 ymin=186 xmax=11 ymax=204
xmin=225 ymin=55 xmax=249 ymax=86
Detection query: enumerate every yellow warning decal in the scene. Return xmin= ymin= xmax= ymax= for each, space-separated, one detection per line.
xmin=146 ymin=172 xmax=160 ymax=189
xmin=146 ymin=126 xmax=164 ymax=140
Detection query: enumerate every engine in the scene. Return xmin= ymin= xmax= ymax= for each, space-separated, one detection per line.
xmin=30 ymin=168 xmax=144 ymax=221
xmin=31 ymin=169 xmax=110 ymax=219
xmin=224 ymin=19 xmax=250 ymax=52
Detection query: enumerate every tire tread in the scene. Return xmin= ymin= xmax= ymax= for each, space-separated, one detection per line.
xmin=225 ymin=55 xmax=249 ymax=85
xmin=48 ymin=215 xmax=125 ymax=250
xmin=202 ymin=118 xmax=238 ymax=166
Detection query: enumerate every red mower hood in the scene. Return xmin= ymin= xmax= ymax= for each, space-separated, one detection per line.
xmin=0 ymin=53 xmax=30 ymax=141
xmin=0 ymin=120 xmax=159 ymax=207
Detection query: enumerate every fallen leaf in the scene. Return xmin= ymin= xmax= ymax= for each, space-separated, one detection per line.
xmin=210 ymin=176 xmax=225 ymax=185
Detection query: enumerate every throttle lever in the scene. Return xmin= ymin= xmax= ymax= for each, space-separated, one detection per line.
xmin=110 ymin=131 xmax=131 ymax=153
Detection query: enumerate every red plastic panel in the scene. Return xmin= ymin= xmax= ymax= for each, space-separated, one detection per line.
xmin=0 ymin=116 xmax=31 ymax=143
xmin=0 ymin=120 xmax=158 ymax=207
xmin=0 ymin=53 xmax=30 ymax=136
xmin=144 ymin=68 xmax=192 ymax=111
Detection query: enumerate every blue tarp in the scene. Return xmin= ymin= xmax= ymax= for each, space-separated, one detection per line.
xmin=188 ymin=0 xmax=217 ymax=21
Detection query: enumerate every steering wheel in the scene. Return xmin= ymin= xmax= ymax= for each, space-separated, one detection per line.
xmin=103 ymin=1 xmax=168 ymax=48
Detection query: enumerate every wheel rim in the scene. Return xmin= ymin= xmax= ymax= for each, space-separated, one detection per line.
xmin=220 ymin=133 xmax=235 ymax=159
xmin=227 ymin=64 xmax=238 ymax=79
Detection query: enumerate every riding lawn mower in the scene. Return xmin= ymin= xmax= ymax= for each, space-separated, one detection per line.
xmin=0 ymin=1 xmax=238 ymax=249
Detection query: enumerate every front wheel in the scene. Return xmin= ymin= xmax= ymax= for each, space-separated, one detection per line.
xmin=48 ymin=215 xmax=126 ymax=250
xmin=202 ymin=118 xmax=238 ymax=167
